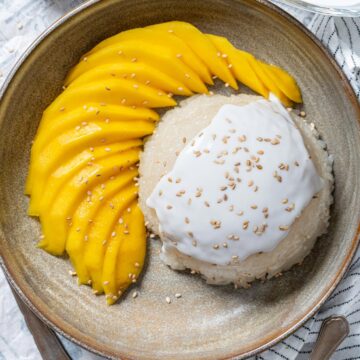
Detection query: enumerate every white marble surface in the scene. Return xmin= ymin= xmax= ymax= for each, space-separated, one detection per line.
xmin=0 ymin=1 xmax=359 ymax=360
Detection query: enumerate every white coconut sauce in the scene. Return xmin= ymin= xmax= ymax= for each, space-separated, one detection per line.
xmin=147 ymin=97 xmax=323 ymax=266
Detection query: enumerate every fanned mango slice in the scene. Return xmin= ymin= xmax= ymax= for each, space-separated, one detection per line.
xmin=103 ymin=202 xmax=145 ymax=305
xmin=29 ymin=140 xmax=141 ymax=216
xmin=46 ymin=79 xmax=176 ymax=118
xmin=38 ymin=149 xmax=140 ymax=255
xmin=148 ymin=21 xmax=237 ymax=90
xmin=249 ymin=61 xmax=293 ymax=108
xmin=65 ymin=41 xmax=208 ymax=94
xmin=66 ymin=171 xmax=136 ymax=285
xmin=84 ymin=183 xmax=137 ymax=293
xmin=68 ymin=63 xmax=192 ymax=96
xmin=87 ymin=28 xmax=212 ymax=85
xmin=260 ymin=62 xmax=302 ymax=103
xmin=26 ymin=120 xmax=154 ymax=195
xmin=207 ymin=34 xmax=300 ymax=107
xmin=34 ymin=104 xmax=158 ymax=149
xmin=207 ymin=34 xmax=268 ymax=99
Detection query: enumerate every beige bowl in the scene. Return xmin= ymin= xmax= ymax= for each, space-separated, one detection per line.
xmin=0 ymin=1 xmax=359 ymax=359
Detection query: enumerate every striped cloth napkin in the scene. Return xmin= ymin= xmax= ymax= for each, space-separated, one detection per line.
xmin=255 ymin=5 xmax=360 ymax=359
xmin=0 ymin=1 xmax=359 ymax=359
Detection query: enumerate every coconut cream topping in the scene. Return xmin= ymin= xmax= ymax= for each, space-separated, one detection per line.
xmin=147 ymin=97 xmax=323 ymax=266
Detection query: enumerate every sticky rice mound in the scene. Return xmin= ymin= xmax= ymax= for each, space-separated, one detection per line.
xmin=139 ymin=94 xmax=333 ymax=287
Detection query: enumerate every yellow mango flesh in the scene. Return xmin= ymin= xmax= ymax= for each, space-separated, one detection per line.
xmin=84 ymin=183 xmax=137 ymax=292
xmin=26 ymin=105 xmax=156 ymax=194
xmin=68 ymin=63 xmax=192 ymax=96
xmin=87 ymin=28 xmax=212 ymax=85
xmin=27 ymin=120 xmax=154 ymax=198
xmin=29 ymin=140 xmax=141 ymax=216
xmin=38 ymin=149 xmax=140 ymax=255
xmin=66 ymin=172 xmax=136 ymax=285
xmin=251 ymin=61 xmax=293 ymax=108
xmin=65 ymin=40 xmax=208 ymax=94
xmin=103 ymin=202 xmax=145 ymax=305
xmin=260 ymin=62 xmax=302 ymax=103
xmin=46 ymin=79 xmax=176 ymax=118
xmin=34 ymin=104 xmax=158 ymax=150
xmin=207 ymin=34 xmax=269 ymax=99
xmin=148 ymin=21 xmax=238 ymax=90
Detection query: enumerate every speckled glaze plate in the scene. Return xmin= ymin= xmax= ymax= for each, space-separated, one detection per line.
xmin=0 ymin=1 xmax=360 ymax=359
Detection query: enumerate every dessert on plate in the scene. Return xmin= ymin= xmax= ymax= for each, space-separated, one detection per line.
xmin=26 ymin=20 xmax=331 ymax=303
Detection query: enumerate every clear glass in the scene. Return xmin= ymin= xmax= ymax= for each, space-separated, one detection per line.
xmin=277 ymin=0 xmax=360 ymax=16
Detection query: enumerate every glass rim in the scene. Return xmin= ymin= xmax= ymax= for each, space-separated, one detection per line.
xmin=277 ymin=0 xmax=360 ymax=16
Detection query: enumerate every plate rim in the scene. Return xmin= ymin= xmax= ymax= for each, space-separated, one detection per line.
xmin=0 ymin=0 xmax=360 ymax=359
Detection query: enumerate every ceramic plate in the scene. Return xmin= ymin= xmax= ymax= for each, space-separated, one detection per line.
xmin=0 ymin=1 xmax=360 ymax=359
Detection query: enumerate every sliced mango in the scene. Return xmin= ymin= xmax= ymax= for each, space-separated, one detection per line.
xmin=84 ymin=183 xmax=137 ymax=292
xmin=66 ymin=171 xmax=136 ymax=285
xmin=65 ymin=40 xmax=208 ymax=94
xmin=88 ymin=28 xmax=212 ymax=85
xmin=251 ymin=61 xmax=293 ymax=108
xmin=26 ymin=120 xmax=153 ymax=196
xmin=46 ymin=79 xmax=176 ymax=119
xmin=68 ymin=63 xmax=192 ymax=96
xmin=29 ymin=140 xmax=141 ymax=216
xmin=103 ymin=202 xmax=145 ymax=305
xmin=114 ymin=204 xmax=145 ymax=301
xmin=38 ymin=149 xmax=140 ymax=255
xmin=207 ymin=34 xmax=268 ymax=99
xmin=260 ymin=62 xmax=302 ymax=103
xmin=33 ymin=104 xmax=158 ymax=150
xmin=148 ymin=21 xmax=237 ymax=89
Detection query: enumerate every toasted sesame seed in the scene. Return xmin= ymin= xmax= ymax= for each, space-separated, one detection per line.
xmin=282 ymin=198 xmax=288 ymax=204
xmin=279 ymin=225 xmax=289 ymax=231
xmin=294 ymin=161 xmax=299 ymax=166
xmin=300 ymin=111 xmax=306 ymax=117
xmin=243 ymin=221 xmax=249 ymax=230
xmin=166 ymin=296 xmax=171 ymax=304
xmin=131 ymin=57 xmax=137 ymax=62
xmin=132 ymin=291 xmax=138 ymax=299
xmin=103 ymin=280 xmax=109 ymax=285
xmin=185 ymin=217 xmax=190 ymax=224
xmin=68 ymin=270 xmax=77 ymax=276
xmin=248 ymin=180 xmax=254 ymax=187
xmin=166 ymin=205 xmax=173 ymax=210
xmin=251 ymin=205 xmax=258 ymax=209
xmin=111 ymin=231 xmax=116 ymax=237
xmin=187 ymin=231 xmax=194 ymax=238
xmin=192 ymin=240 xmax=197 ymax=247
xmin=257 ymin=150 xmax=264 ymax=155
xmin=271 ymin=138 xmax=280 ymax=145
xmin=256 ymin=164 xmax=263 ymax=170
xmin=175 ymin=293 xmax=182 ymax=298
xmin=213 ymin=244 xmax=220 ymax=250
xmin=204 ymin=201 xmax=210 ymax=207
xmin=134 ymin=262 xmax=140 ymax=268
xmin=223 ymin=243 xmax=228 ymax=248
